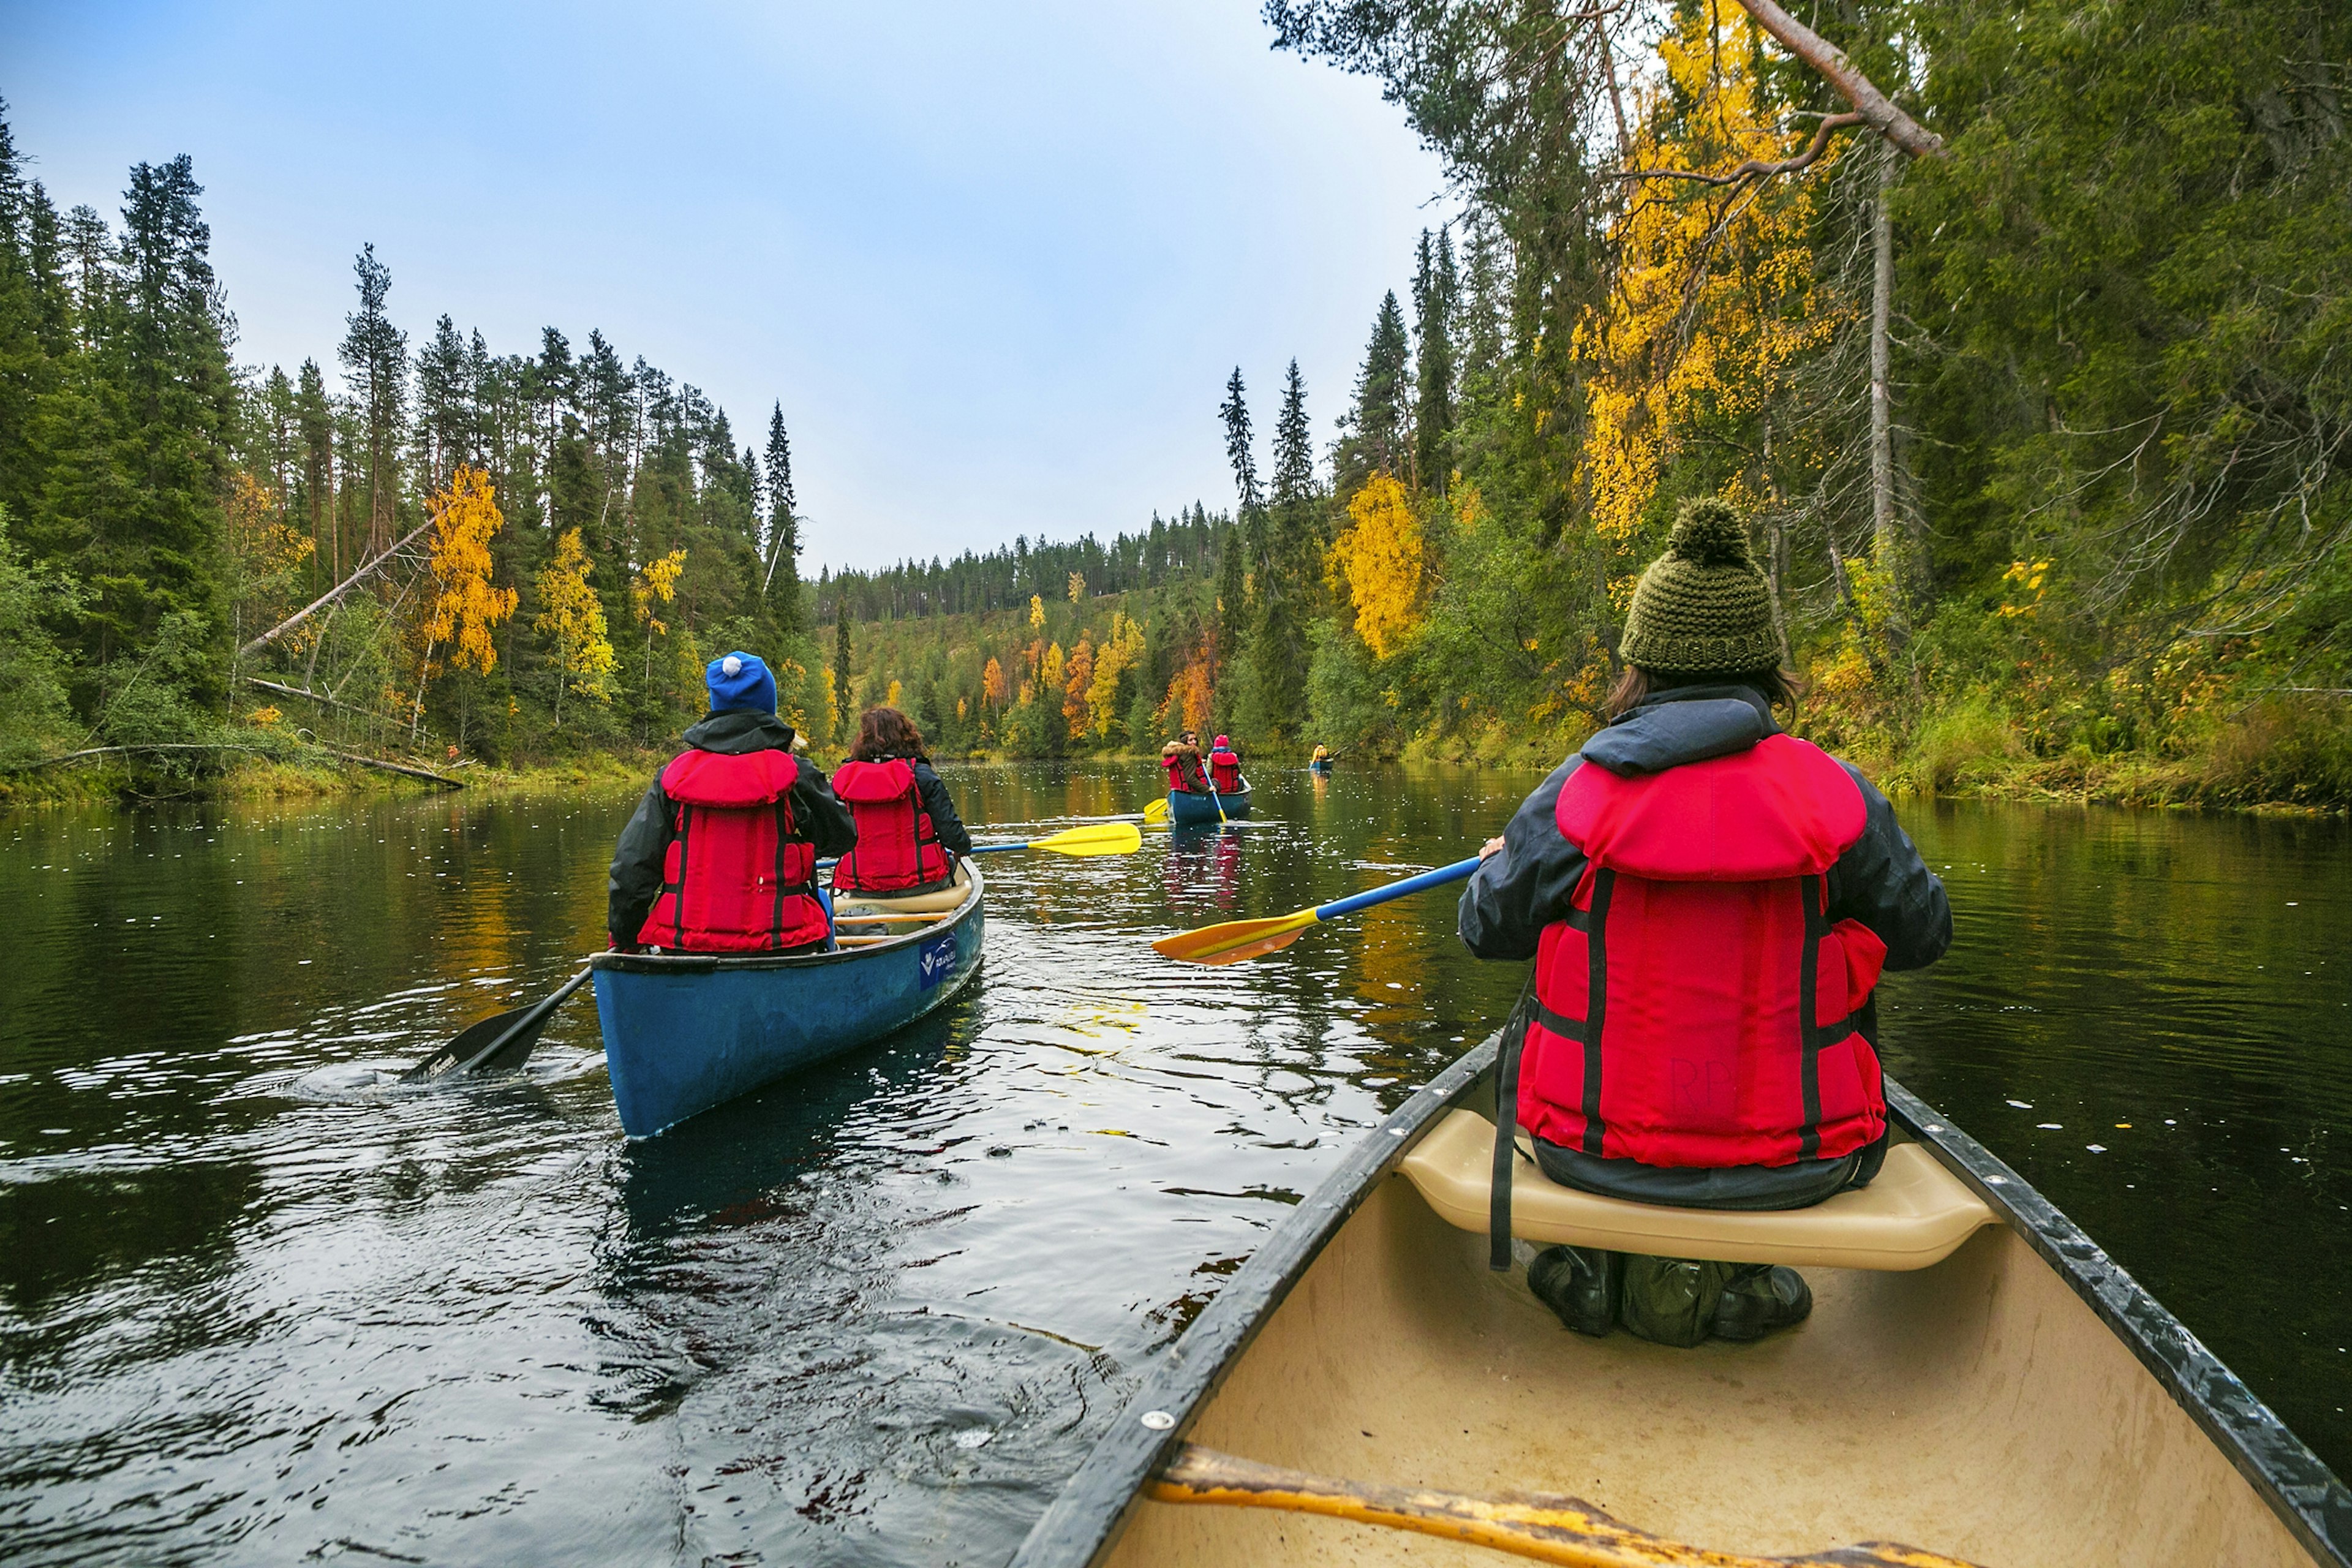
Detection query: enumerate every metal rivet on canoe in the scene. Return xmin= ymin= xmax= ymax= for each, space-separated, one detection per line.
xmin=1140 ymin=1411 xmax=1175 ymax=1431
xmin=1387 ymin=1127 xmax=1408 ymax=1136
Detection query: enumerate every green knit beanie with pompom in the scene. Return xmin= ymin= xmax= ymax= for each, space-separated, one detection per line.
xmin=1617 ymin=497 xmax=1781 ymax=674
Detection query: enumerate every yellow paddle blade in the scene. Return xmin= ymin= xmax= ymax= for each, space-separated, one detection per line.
xmin=1142 ymin=797 xmax=1172 ymax=824
xmin=1028 ymin=821 xmax=1144 ymax=856
xmin=1153 ymin=908 xmax=1318 ymax=966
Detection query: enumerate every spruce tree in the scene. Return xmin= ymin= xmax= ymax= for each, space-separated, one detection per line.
xmin=1336 ymin=292 xmax=1410 ymax=497
xmin=834 ymin=594 xmax=851 ymax=713
xmin=337 ymin=244 xmax=405 ymax=557
xmin=763 ymin=403 xmax=805 ymax=636
xmin=414 ymin=312 xmax=470 ymax=488
xmin=293 ymin=358 xmax=335 ymax=576
xmin=1413 ymin=227 xmax=1457 ymax=495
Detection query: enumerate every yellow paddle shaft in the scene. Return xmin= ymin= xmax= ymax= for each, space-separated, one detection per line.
xmin=1147 ymin=1445 xmax=1983 ymax=1568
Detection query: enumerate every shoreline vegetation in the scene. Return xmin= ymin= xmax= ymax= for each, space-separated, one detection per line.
xmin=4 ymin=0 xmax=2350 ymax=821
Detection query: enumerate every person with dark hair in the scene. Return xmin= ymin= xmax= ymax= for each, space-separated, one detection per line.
xmin=1458 ymin=496 xmax=1951 ymax=1349
xmin=609 ymin=652 xmax=858 ymax=954
xmin=831 ymin=706 xmax=973 ymax=895
xmin=1161 ymin=730 xmax=1208 ymax=794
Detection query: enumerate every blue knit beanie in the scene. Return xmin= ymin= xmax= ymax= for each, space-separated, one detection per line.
xmin=706 ymin=651 xmax=777 ymax=714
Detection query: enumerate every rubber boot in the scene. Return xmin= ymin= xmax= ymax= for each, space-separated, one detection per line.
xmin=1615 ymin=1254 xmax=1737 ymax=1348
xmin=1709 ymin=1264 xmax=1814 ymax=1341
xmin=1526 ymin=1245 xmax=1621 ymax=1337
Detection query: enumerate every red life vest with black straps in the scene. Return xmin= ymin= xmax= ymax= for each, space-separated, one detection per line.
xmin=1163 ymin=749 xmax=1207 ymax=793
xmin=636 ymin=748 xmax=828 ymax=952
xmin=1208 ymin=747 xmax=1242 ymax=793
xmin=831 ymin=758 xmax=954 ymax=893
xmin=1520 ymin=735 xmax=1890 ymax=1169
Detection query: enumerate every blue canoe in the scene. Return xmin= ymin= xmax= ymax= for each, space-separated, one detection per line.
xmin=1166 ymin=777 xmax=1251 ymax=825
xmin=589 ymin=865 xmax=986 ymax=1139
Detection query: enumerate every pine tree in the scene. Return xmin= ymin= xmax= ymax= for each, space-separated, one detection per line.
xmin=834 ymin=594 xmax=851 ymax=712
xmin=337 ymin=244 xmax=405 ymax=557
xmin=414 ymin=312 xmax=470 ymax=488
xmin=763 ymin=403 xmax=805 ymax=636
xmin=1412 ymin=227 xmax=1457 ymax=495
xmin=1219 ymin=366 xmax=1261 ymax=514
xmin=293 ymin=358 xmax=335 ymax=577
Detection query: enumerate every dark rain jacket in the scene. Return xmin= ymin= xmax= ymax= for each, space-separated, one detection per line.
xmin=903 ymin=758 xmax=974 ymax=857
xmin=608 ymin=710 xmax=858 ymax=947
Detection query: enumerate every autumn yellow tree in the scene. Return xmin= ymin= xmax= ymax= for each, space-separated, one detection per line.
xmin=1029 ymin=594 xmax=1046 ymax=631
xmin=535 ymin=527 xmax=614 ymax=723
xmin=1086 ymin=612 xmax=1147 ymax=739
xmin=1575 ymin=0 xmax=1842 ymax=540
xmin=629 ymin=546 xmax=687 ymax=690
xmin=982 ymin=655 xmax=1008 ymax=710
xmin=410 ymin=464 xmax=519 ymax=739
xmin=1329 ymin=472 xmax=1427 ymax=659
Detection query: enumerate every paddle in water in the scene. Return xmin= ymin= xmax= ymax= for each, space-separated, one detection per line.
xmin=1153 ymin=854 xmax=1482 ymax=965
xmin=401 ymin=965 xmax=594 ymax=1082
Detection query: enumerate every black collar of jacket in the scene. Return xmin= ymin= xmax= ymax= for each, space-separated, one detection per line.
xmin=682 ymin=709 xmax=798 ymax=755
xmin=1580 ymin=682 xmax=1780 ymax=777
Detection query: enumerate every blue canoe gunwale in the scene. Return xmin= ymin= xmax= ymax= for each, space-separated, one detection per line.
xmin=589 ymin=863 xmax=985 ymax=1139
xmin=1165 ymin=776 xmax=1251 ymax=825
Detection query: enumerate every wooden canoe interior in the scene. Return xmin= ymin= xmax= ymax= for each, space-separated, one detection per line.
xmin=1103 ymin=1170 xmax=2317 ymax=1568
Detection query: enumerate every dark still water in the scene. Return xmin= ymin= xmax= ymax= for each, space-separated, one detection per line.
xmin=1 ymin=765 xmax=2346 ymax=1564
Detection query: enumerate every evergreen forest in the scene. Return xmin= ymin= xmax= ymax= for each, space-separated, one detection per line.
xmin=2 ymin=0 xmax=2350 ymax=809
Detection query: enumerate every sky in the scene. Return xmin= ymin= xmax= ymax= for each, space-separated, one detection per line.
xmin=0 ymin=1 xmax=1452 ymax=574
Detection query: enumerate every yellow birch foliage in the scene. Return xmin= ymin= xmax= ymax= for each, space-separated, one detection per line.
xmin=1164 ymin=659 xmax=1212 ymax=736
xmin=982 ymin=656 xmax=1008 ymax=708
xmin=1067 ymin=571 xmax=1085 ymax=603
xmin=1329 ymin=472 xmax=1426 ymax=659
xmin=1029 ymin=594 xmax=1046 ymax=631
xmin=631 ymin=548 xmax=685 ymax=637
xmin=227 ymin=469 xmax=316 ymax=643
xmin=534 ymin=527 xmax=615 ymax=706
xmin=886 ymin=677 xmax=903 ymax=709
xmin=1087 ymin=612 xmax=1148 ymax=737
xmin=821 ymin=666 xmax=842 ymax=742
xmin=422 ymin=465 xmax=517 ymax=676
xmin=1575 ymin=0 xmax=1841 ymax=539
xmin=1061 ymin=634 xmax=1095 ymax=729
xmin=1039 ymin=642 xmax=1066 ymax=706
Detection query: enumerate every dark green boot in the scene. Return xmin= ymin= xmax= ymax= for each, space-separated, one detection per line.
xmin=1616 ymin=1254 xmax=1738 ymax=1348
xmin=1710 ymin=1264 xmax=1814 ymax=1341
xmin=1526 ymin=1245 xmax=1622 ymax=1337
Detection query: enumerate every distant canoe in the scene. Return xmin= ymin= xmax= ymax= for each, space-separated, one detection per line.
xmin=1013 ymin=1031 xmax=2352 ymax=1568
xmin=589 ymin=865 xmax=984 ymax=1139
xmin=1307 ymin=759 xmax=1333 ymax=774
xmin=1167 ymin=779 xmax=1251 ymax=825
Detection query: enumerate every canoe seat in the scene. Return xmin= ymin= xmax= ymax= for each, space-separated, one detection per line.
xmin=832 ymin=865 xmax=973 ymax=919
xmin=1400 ymin=1108 xmax=1996 ymax=1271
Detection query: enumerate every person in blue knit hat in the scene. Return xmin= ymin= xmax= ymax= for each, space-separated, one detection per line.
xmin=607 ymin=652 xmax=857 ymax=954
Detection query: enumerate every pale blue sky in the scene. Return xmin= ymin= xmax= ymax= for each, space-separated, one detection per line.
xmin=1 ymin=1 xmax=1449 ymax=572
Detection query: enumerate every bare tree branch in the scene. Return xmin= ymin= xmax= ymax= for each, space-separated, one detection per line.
xmin=1612 ymin=110 xmax=1866 ymax=186
xmin=239 ymin=514 xmax=435 ymax=658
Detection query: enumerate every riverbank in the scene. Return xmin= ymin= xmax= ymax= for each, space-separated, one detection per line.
xmin=0 ymin=747 xmax=658 ymax=807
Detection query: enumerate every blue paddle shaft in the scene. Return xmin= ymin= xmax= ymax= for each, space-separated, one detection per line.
xmin=1311 ymin=856 xmax=1483 ymax=924
xmin=967 ymin=842 xmax=1025 ymax=854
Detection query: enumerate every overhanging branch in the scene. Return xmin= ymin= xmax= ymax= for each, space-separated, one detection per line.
xmin=1729 ymin=0 xmax=1947 ymax=160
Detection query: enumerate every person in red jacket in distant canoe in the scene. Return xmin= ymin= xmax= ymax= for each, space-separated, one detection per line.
xmin=1207 ymin=734 xmax=1243 ymax=794
xmin=831 ymin=706 xmax=973 ymax=896
xmin=607 ymin=652 xmax=857 ymax=954
xmin=1458 ymin=498 xmax=1951 ymax=1349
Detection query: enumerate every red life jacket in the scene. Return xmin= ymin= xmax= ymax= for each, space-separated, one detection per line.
xmin=830 ymin=758 xmax=953 ymax=892
xmin=1208 ymin=748 xmax=1242 ymax=793
xmin=1520 ymin=735 xmax=1888 ymax=1169
xmin=1163 ymin=750 xmax=1207 ymax=793
xmin=636 ymin=748 xmax=828 ymax=952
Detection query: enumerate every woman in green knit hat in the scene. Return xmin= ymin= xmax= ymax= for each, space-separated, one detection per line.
xmin=1455 ymin=496 xmax=1952 ymax=1350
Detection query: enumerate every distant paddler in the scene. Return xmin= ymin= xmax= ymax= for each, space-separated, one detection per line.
xmin=608 ymin=652 xmax=858 ymax=956
xmin=1308 ymin=742 xmax=1332 ymax=772
xmin=1207 ymin=734 xmax=1244 ymax=794
xmin=830 ymin=706 xmax=973 ymax=897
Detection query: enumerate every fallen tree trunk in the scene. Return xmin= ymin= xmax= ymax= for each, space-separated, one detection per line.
xmin=238 ymin=517 xmax=436 ymax=659
xmin=6 ymin=741 xmax=463 ymax=790
xmin=1730 ymin=0 xmax=1946 ymax=160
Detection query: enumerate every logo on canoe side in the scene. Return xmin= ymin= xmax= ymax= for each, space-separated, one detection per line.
xmin=919 ymin=932 xmax=959 ymax=990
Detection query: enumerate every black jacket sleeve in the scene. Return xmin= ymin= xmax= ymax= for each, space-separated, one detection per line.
xmin=1825 ymin=763 xmax=1952 ymax=971
xmin=913 ymin=761 xmax=973 ymax=856
xmin=1457 ymin=756 xmax=1591 ymax=962
xmin=793 ymin=766 xmax=859 ymax=859
xmin=608 ymin=779 xmax=673 ymax=944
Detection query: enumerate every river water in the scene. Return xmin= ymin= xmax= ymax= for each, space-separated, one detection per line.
xmin=1 ymin=763 xmax=2346 ymax=1565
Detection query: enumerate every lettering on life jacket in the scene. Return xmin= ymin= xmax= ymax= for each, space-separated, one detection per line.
xmin=1517 ymin=735 xmax=1887 ymax=1170
xmin=638 ymin=748 xmax=828 ymax=952
xmin=831 ymin=758 xmax=953 ymax=893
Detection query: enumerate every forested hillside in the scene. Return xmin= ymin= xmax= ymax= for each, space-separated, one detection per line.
xmin=828 ymin=0 xmax=2352 ymax=807
xmin=4 ymin=0 xmax=2349 ymax=809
